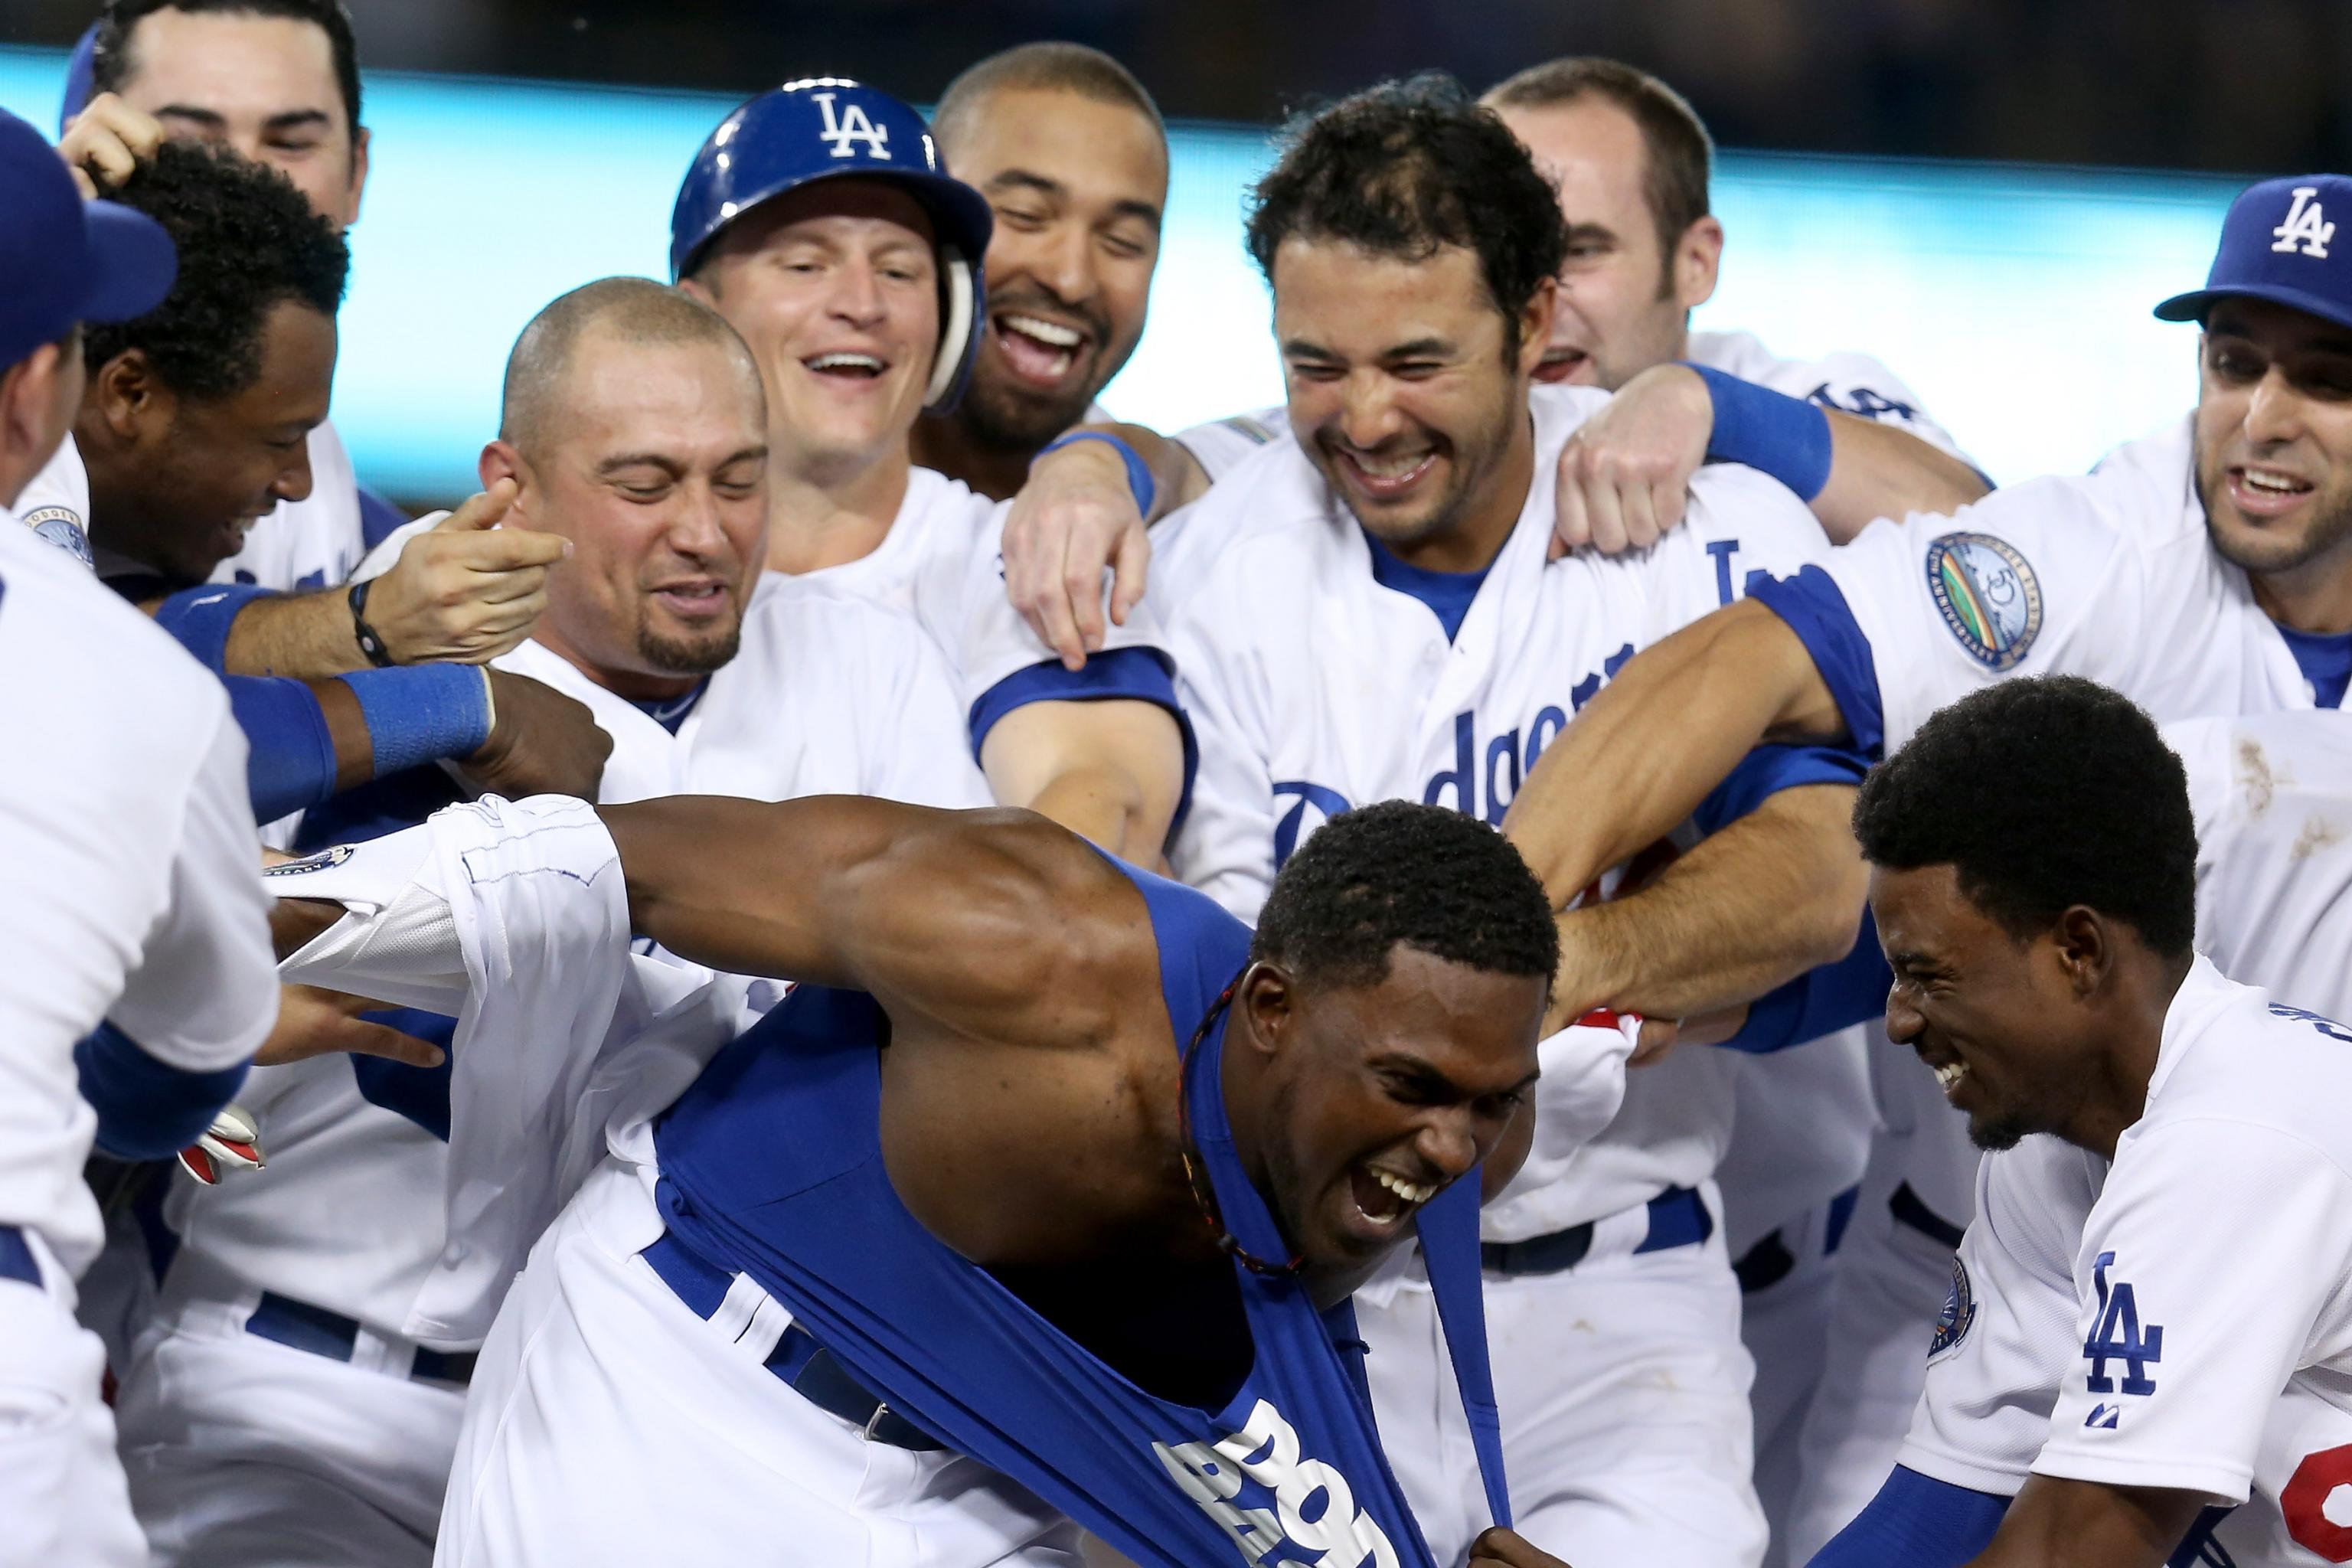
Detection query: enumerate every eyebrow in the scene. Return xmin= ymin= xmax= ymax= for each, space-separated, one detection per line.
xmin=595 ymin=452 xmax=685 ymax=478
xmin=155 ymin=105 xmax=333 ymax=136
xmin=1563 ymin=220 xmax=1619 ymax=247
xmin=1367 ymin=1051 xmax=1540 ymax=1098
xmin=986 ymin=167 xmax=1162 ymax=231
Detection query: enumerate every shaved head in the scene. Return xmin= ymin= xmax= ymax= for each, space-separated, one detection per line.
xmin=931 ymin=41 xmax=1165 ymax=162
xmin=501 ymin=276 xmax=764 ymax=458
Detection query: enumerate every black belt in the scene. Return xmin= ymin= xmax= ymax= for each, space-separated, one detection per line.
xmin=0 ymin=1224 xmax=37 ymax=1287
xmin=1889 ymin=1181 xmax=1965 ymax=1250
xmin=1481 ymin=1184 xmax=1713 ymax=1276
xmin=244 ymin=1292 xmax=476 ymax=1387
xmin=642 ymin=1229 xmax=943 ymax=1452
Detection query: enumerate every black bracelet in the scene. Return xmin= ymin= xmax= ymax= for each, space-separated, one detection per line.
xmin=348 ymin=578 xmax=396 ymax=668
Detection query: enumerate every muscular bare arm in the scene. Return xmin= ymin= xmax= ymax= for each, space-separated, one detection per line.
xmin=980 ymin=698 xmax=1186 ymax=865
xmin=1963 ymin=1475 xmax=2204 ymax=1568
xmin=603 ymin=795 xmax=1134 ymax=1041
xmin=1500 ymin=598 xmax=1847 ymax=903
xmin=1536 ymin=782 xmax=1866 ymax=1034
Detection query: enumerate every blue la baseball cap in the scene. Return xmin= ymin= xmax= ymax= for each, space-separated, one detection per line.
xmin=0 ymin=106 xmax=177 ymax=374
xmin=2155 ymin=174 xmax=2352 ymax=332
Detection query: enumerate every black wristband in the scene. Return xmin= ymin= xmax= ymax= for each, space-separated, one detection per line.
xmin=348 ymin=578 xmax=396 ymax=668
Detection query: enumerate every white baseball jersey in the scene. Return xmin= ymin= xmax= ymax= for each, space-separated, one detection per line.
xmin=167 ymin=574 xmax=986 ymax=1343
xmin=1900 ymin=959 xmax=2352 ymax=1566
xmin=1165 ymin=385 xmax=1836 ymax=1238
xmin=0 ymin=511 xmax=278 ymax=1279
xmin=1686 ymin=328 xmax=1974 ymax=467
xmin=17 ymin=422 xmax=368 ymax=591
xmin=787 ymin=465 xmax=1179 ymax=734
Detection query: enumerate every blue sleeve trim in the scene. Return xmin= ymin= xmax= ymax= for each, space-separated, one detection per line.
xmin=1723 ymin=909 xmax=1890 ymax=1054
xmin=1688 ymin=364 xmax=1834 ymax=501
xmin=1805 ymin=1465 xmax=2010 ymax=1568
xmin=74 ymin=1021 xmax=251 ymax=1161
xmin=1691 ymin=743 xmax=1871 ymax=836
xmin=152 ymin=583 xmax=279 ymax=675
xmin=967 ymin=647 xmax=1197 ymax=841
xmin=1749 ymin=566 xmax=1886 ymax=760
xmin=356 ymin=485 xmax=409 ymax=553
xmin=227 ymin=676 xmax=341 ymax=822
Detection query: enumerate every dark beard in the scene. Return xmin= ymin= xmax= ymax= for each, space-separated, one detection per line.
xmin=638 ymin=619 xmax=740 ymax=678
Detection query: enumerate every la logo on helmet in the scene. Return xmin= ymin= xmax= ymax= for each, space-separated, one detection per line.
xmin=814 ymin=92 xmax=891 ymax=161
xmin=2272 ymin=186 xmax=2335 ymax=260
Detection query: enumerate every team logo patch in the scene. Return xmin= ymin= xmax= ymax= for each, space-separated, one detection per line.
xmin=262 ymin=844 xmax=356 ymax=878
xmin=1928 ymin=1255 xmax=1975 ymax=1361
xmin=21 ymin=505 xmax=93 ymax=569
xmin=1924 ymin=531 xmax=2041 ymax=671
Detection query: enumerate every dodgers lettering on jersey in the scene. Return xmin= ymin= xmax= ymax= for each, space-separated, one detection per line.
xmin=1900 ymin=962 xmax=2352 ymax=1566
xmin=1165 ymin=386 xmax=1835 ymax=1239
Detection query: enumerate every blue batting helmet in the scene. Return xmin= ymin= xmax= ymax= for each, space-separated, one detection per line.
xmin=671 ymin=77 xmax=993 ymax=412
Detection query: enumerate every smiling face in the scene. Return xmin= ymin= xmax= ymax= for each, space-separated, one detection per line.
xmin=2194 ymin=297 xmax=2352 ymax=593
xmin=942 ymin=87 xmax=1165 ymax=450
xmin=88 ymin=297 xmax=335 ymax=583
xmin=1272 ymin=237 xmax=1550 ymax=568
xmin=1241 ymin=946 xmax=1546 ymax=1279
xmin=685 ymin=181 xmax=940 ymax=485
xmin=111 ymin=8 xmax=367 ymax=230
xmin=1871 ymin=862 xmax=2103 ymax=1152
xmin=1491 ymin=96 xmax=1717 ymax=390
xmin=498 ymin=329 xmax=768 ymax=698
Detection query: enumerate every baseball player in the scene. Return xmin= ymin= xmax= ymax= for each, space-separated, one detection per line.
xmin=1811 ymin=678 xmax=2352 ymax=1568
xmin=669 ymin=78 xmax=1188 ymax=863
xmin=1498 ymin=171 xmax=2352 ymax=1558
xmin=270 ymin=786 xmax=1574 ymax=1568
xmin=100 ymin=276 xmax=986 ymax=1568
xmin=1159 ymin=77 xmax=1902 ymax=1568
xmin=908 ymin=42 xmax=1166 ymax=501
xmin=0 ymin=104 xmax=280 ymax=1568
xmin=54 ymin=0 xmax=404 ymax=590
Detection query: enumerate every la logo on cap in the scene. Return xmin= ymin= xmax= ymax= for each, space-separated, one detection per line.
xmin=814 ymin=92 xmax=890 ymax=162
xmin=2272 ymin=186 xmax=2335 ymax=260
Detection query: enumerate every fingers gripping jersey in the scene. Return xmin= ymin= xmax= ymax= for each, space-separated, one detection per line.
xmin=1900 ymin=961 xmax=2352 ymax=1566
xmin=1165 ymin=387 xmax=1838 ymax=1236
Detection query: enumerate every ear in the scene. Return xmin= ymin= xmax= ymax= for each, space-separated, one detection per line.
xmin=91 ymin=350 xmax=170 ymax=446
xmin=0 ymin=343 xmax=60 ymax=477
xmin=1516 ymin=276 xmax=1559 ymax=378
xmin=1234 ymin=960 xmax=1295 ymax=1061
xmin=1672 ymin=215 xmax=1724 ymax=315
xmin=678 ymin=273 xmax=717 ymax=309
xmin=2051 ymin=905 xmax=2112 ymax=998
xmin=478 ymin=439 xmax=537 ymax=524
xmin=344 ymin=125 xmax=372 ymax=229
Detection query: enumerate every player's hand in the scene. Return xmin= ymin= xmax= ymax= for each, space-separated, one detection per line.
xmin=1627 ymin=1016 xmax=1681 ymax=1067
xmin=1468 ymin=1526 xmax=1573 ymax=1566
xmin=359 ymin=480 xmax=569 ymax=665
xmin=459 ymin=668 xmax=610 ymax=801
xmin=1003 ymin=437 xmax=1151 ymax=671
xmin=58 ymin=92 xmax=164 ymax=198
xmin=1551 ymin=363 xmax=1712 ymax=559
xmin=252 ymin=984 xmax=446 ymax=1069
xmin=177 ymin=1102 xmax=263 ymax=1184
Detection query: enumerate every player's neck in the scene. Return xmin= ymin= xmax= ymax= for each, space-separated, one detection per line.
xmin=2068 ymin=949 xmax=2197 ymax=1159
xmin=529 ymin=627 xmax=699 ymax=704
xmin=1380 ymin=411 xmax=1538 ymax=577
xmin=2250 ymin=544 xmax=2352 ymax=636
xmin=908 ymin=408 xmax=1032 ymax=501
xmin=764 ymin=443 xmax=913 ymax=575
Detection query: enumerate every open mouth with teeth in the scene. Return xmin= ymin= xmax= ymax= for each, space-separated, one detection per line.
xmin=804 ymin=351 xmax=888 ymax=382
xmin=1345 ymin=1161 xmax=1439 ymax=1233
xmin=1332 ymin=445 xmax=1441 ymax=504
xmin=991 ymin=312 xmax=1089 ymax=386
xmin=1533 ymin=347 xmax=1594 ymax=384
xmin=2228 ymin=463 xmax=2316 ymax=516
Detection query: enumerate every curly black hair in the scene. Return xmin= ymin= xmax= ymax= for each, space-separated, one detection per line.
xmin=93 ymin=0 xmax=362 ymax=147
xmin=83 ymin=139 xmax=348 ymax=400
xmin=1851 ymin=676 xmax=2197 ymax=956
xmin=1245 ymin=74 xmax=1568 ymax=358
xmin=1252 ymin=799 xmax=1560 ymax=992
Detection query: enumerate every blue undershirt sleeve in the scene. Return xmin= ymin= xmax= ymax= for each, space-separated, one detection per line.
xmin=1748 ymin=566 xmax=1887 ymax=760
xmin=1805 ymin=1465 xmax=2010 ymax=1568
xmin=966 ymin=646 xmax=1199 ymax=828
xmin=1723 ymin=909 xmax=1891 ymax=1054
xmin=74 ymin=1021 xmax=252 ymax=1161
xmin=152 ymin=583 xmax=279 ymax=675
